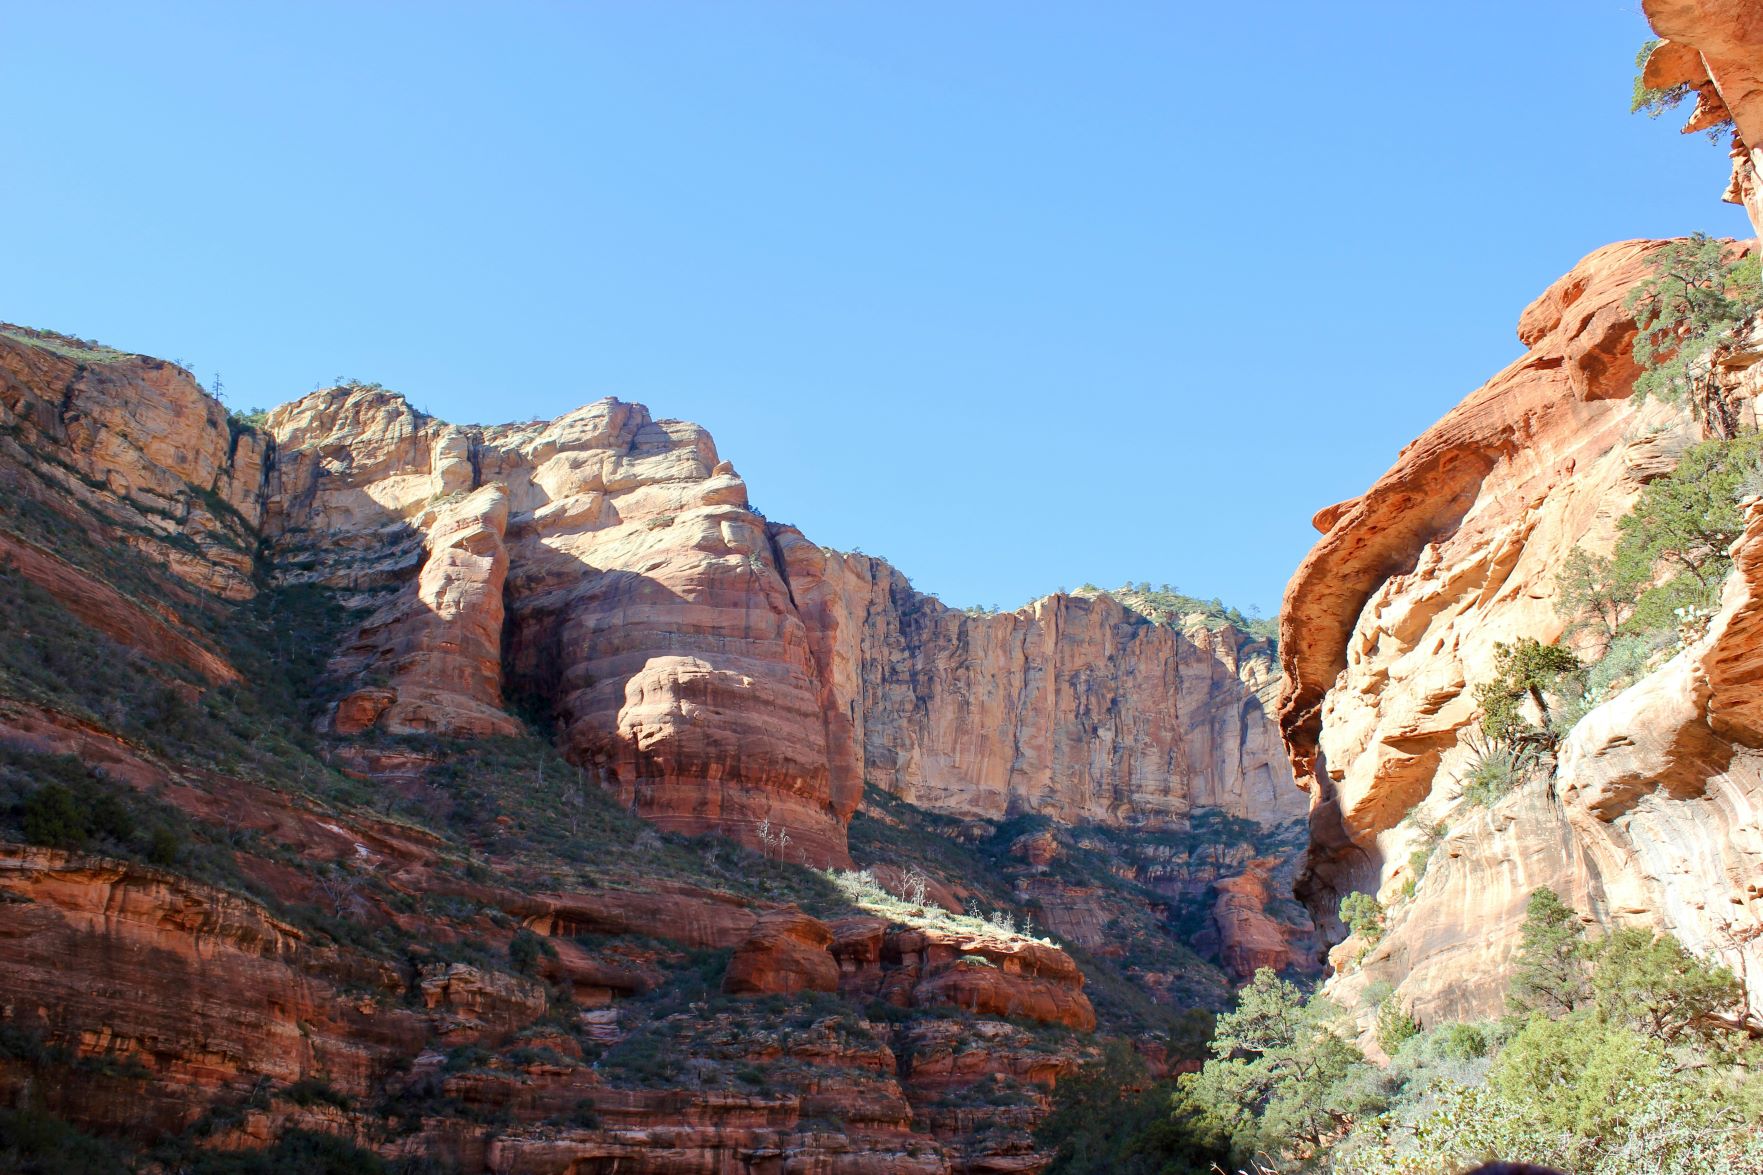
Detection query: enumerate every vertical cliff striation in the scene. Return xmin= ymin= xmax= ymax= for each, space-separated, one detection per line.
xmin=0 ymin=320 xmax=1308 ymax=1170
xmin=261 ymin=388 xmax=1304 ymax=870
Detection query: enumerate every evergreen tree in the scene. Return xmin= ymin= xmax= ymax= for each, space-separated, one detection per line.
xmin=1590 ymin=926 xmax=1744 ymax=1051
xmin=1625 ymin=233 xmax=1763 ymax=437
xmin=1175 ymin=969 xmax=1370 ymax=1164
xmin=1553 ymin=547 xmax=1647 ymax=650
xmin=1339 ymin=891 xmax=1386 ymax=944
xmin=1617 ymin=430 xmax=1762 ymax=591
xmin=1506 ymin=887 xmax=1589 ymax=1022
xmin=1474 ymin=640 xmax=1583 ymax=748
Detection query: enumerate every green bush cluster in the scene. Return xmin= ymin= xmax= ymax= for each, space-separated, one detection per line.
xmin=1626 ymin=234 xmax=1762 ymax=433
xmin=1338 ymin=892 xmax=1385 ymax=946
xmin=1037 ymin=1041 xmax=1228 ymax=1175
xmin=1099 ymin=888 xmax=1762 ymax=1173
xmin=1562 ymin=429 xmax=1763 ymax=642
xmin=1086 ymin=582 xmax=1279 ymax=643
xmin=0 ymin=748 xmax=193 ymax=867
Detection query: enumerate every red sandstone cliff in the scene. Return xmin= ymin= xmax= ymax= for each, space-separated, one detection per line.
xmin=1274 ymin=1 xmax=1763 ymax=1027
xmin=259 ymin=386 xmax=1304 ymax=871
xmin=1640 ymin=0 xmax=1763 ymax=235
xmin=0 ymin=320 xmax=1298 ymax=1171
xmin=1278 ymin=242 xmax=1763 ymax=1022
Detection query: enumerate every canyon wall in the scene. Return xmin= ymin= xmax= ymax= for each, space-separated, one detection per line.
xmin=1273 ymin=0 xmax=1763 ymax=1026
xmin=0 ymin=329 xmax=266 ymax=605
xmin=0 ymin=322 xmax=1307 ymax=1169
xmin=262 ymin=387 xmax=1305 ymax=868
xmin=1278 ymin=237 xmax=1763 ymax=1023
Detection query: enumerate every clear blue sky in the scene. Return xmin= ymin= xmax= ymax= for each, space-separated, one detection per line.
xmin=3 ymin=2 xmax=1751 ymax=615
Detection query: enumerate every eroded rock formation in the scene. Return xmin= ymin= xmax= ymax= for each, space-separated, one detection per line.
xmin=1279 ymin=238 xmax=1763 ymax=1023
xmin=0 ymin=319 xmax=1299 ymax=1171
xmin=1640 ymin=0 xmax=1763 ymax=234
xmin=260 ymin=386 xmax=1304 ymax=871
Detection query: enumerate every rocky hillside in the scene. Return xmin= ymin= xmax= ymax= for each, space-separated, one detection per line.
xmin=1278 ymin=0 xmax=1763 ymax=1029
xmin=0 ymin=322 xmax=1306 ymax=1172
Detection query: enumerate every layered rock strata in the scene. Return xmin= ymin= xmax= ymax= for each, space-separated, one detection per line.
xmin=0 ymin=329 xmax=266 ymax=603
xmin=0 ymin=319 xmax=1303 ymax=1170
xmin=261 ymin=388 xmax=1305 ymax=867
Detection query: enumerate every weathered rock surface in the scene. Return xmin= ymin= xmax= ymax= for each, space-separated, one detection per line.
xmin=723 ymin=907 xmax=841 ymax=996
xmin=1280 ymin=240 xmax=1763 ymax=1022
xmin=0 ymin=327 xmax=266 ymax=602
xmin=1281 ymin=240 xmax=1673 ymax=896
xmin=792 ymin=544 xmax=1299 ymax=830
xmin=259 ymin=386 xmax=1303 ymax=875
xmin=0 ymin=529 xmax=238 ymax=684
xmin=0 ymin=757 xmax=1096 ymax=1172
xmin=0 ymin=317 xmax=1299 ymax=1171
xmin=1641 ymin=0 xmax=1763 ymax=234
xmin=0 ymin=845 xmax=427 ymax=1137
xmin=330 ymin=484 xmax=520 ymax=737
xmin=904 ymin=929 xmax=1098 ymax=1032
xmin=1212 ymin=858 xmax=1304 ymax=977
xmin=264 ymin=391 xmax=860 ymax=864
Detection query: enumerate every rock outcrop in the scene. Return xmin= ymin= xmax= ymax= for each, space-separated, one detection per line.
xmin=1640 ymin=0 xmax=1763 ymax=235
xmin=1280 ymin=239 xmax=1670 ymax=832
xmin=723 ymin=907 xmax=841 ymax=996
xmin=265 ymin=391 xmax=860 ymax=866
xmin=259 ymin=387 xmax=1303 ymax=871
xmin=0 ymin=845 xmax=427 ymax=1137
xmin=789 ymin=546 xmax=1298 ymax=830
xmin=1280 ymin=239 xmax=1763 ymax=1022
xmin=829 ymin=918 xmax=1098 ymax=1032
xmin=0 ymin=328 xmax=266 ymax=603
xmin=1212 ymin=859 xmax=1305 ymax=977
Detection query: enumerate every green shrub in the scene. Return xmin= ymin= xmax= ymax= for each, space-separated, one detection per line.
xmin=1551 ymin=432 xmax=1763 ymax=732
xmin=283 ymin=1078 xmax=352 ymax=1110
xmin=1458 ymin=741 xmax=1539 ymax=807
xmin=0 ymin=1106 xmax=128 ymax=1175
xmin=1620 ymin=430 xmax=1762 ymax=590
xmin=179 ymin=1129 xmax=394 ymax=1174
xmin=1375 ymin=998 xmax=1419 ymax=1054
xmin=1231 ymin=891 xmax=1760 ymax=1174
xmin=1585 ymin=631 xmax=1666 ymax=697
xmin=1428 ymin=1020 xmax=1492 ymax=1061
xmin=1627 ymin=235 xmax=1762 ymax=432
xmin=1339 ymin=891 xmax=1385 ymax=944
xmin=508 ymin=928 xmax=556 ymax=977
xmin=562 ymin=1098 xmax=600 ymax=1128
xmin=1490 ymin=1014 xmax=1672 ymax=1142
xmin=1589 ymin=926 xmax=1743 ymax=1051
xmin=1040 ymin=1042 xmax=1229 ymax=1175
xmin=20 ymin=782 xmax=90 ymax=847
xmin=145 ymin=825 xmax=184 ymax=866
